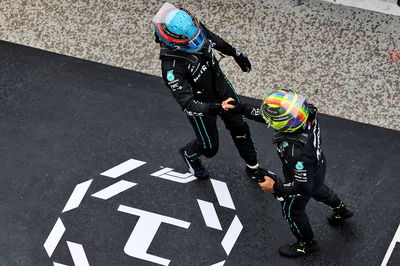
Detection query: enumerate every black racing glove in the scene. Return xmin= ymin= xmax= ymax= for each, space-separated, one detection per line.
xmin=224 ymin=101 xmax=251 ymax=114
xmin=209 ymin=103 xmax=223 ymax=114
xmin=246 ymin=167 xmax=285 ymax=201
xmin=234 ymin=51 xmax=251 ymax=72
xmin=266 ymin=170 xmax=285 ymax=201
xmin=226 ymin=101 xmax=266 ymax=123
xmin=246 ymin=166 xmax=268 ymax=182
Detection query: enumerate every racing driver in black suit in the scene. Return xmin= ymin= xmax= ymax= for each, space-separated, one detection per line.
xmin=228 ymin=89 xmax=354 ymax=257
xmin=152 ymin=2 xmax=267 ymax=180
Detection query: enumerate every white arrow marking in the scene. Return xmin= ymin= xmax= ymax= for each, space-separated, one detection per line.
xmin=211 ymin=179 xmax=235 ymax=210
xmin=101 ymin=159 xmax=146 ymax=178
xmin=221 ymin=215 xmax=243 ymax=255
xmin=67 ymin=241 xmax=89 ymax=266
xmin=91 ymin=180 xmax=137 ymax=200
xmin=62 ymin=179 xmax=93 ymax=213
xmin=382 ymin=224 xmax=400 ymax=266
xmin=197 ymin=200 xmax=222 ymax=230
xmin=44 ymin=218 xmax=66 ymax=257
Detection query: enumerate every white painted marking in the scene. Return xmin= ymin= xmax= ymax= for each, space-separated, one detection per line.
xmin=62 ymin=179 xmax=93 ymax=213
xmin=210 ymin=261 xmax=225 ymax=266
xmin=118 ymin=205 xmax=190 ymax=266
xmin=197 ymin=200 xmax=222 ymax=230
xmin=211 ymin=179 xmax=235 ymax=210
xmin=322 ymin=0 xmax=400 ymax=16
xmin=118 ymin=205 xmax=190 ymax=228
xmin=67 ymin=241 xmax=90 ymax=266
xmin=53 ymin=262 xmax=68 ymax=266
xmin=101 ymin=159 xmax=146 ymax=178
xmin=381 ymin=224 xmax=400 ymax=266
xmin=44 ymin=218 xmax=66 ymax=257
xmin=151 ymin=168 xmax=196 ymax=183
xmin=167 ymin=171 xmax=193 ymax=178
xmin=151 ymin=168 xmax=174 ymax=177
xmin=158 ymin=174 xmax=196 ymax=183
xmin=221 ymin=215 xmax=243 ymax=255
xmin=91 ymin=180 xmax=137 ymax=200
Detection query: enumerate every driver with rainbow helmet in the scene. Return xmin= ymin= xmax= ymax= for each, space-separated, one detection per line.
xmin=226 ymin=89 xmax=353 ymax=257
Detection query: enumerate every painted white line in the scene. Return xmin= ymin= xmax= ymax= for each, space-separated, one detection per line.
xmin=101 ymin=159 xmax=146 ymax=178
xmin=151 ymin=168 xmax=196 ymax=183
xmin=211 ymin=179 xmax=235 ymax=210
xmin=210 ymin=261 xmax=225 ymax=266
xmin=44 ymin=218 xmax=66 ymax=257
xmin=322 ymin=0 xmax=400 ymax=16
xmin=91 ymin=180 xmax=137 ymax=200
xmin=67 ymin=241 xmax=90 ymax=266
xmin=53 ymin=262 xmax=68 ymax=266
xmin=158 ymin=174 xmax=196 ymax=183
xmin=118 ymin=204 xmax=191 ymax=266
xmin=62 ymin=179 xmax=93 ymax=213
xmin=167 ymin=171 xmax=193 ymax=178
xmin=381 ymin=224 xmax=400 ymax=266
xmin=118 ymin=205 xmax=190 ymax=228
xmin=197 ymin=200 xmax=222 ymax=230
xmin=151 ymin=168 xmax=174 ymax=177
xmin=221 ymin=215 xmax=243 ymax=255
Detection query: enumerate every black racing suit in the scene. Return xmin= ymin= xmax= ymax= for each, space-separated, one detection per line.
xmin=159 ymin=23 xmax=258 ymax=166
xmin=241 ymin=104 xmax=342 ymax=242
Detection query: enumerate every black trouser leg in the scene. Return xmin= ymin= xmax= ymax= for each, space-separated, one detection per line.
xmin=312 ymin=184 xmax=341 ymax=208
xmin=311 ymin=156 xmax=341 ymax=208
xmin=214 ymin=67 xmax=258 ymax=166
xmin=185 ymin=115 xmax=219 ymax=158
xmin=220 ymin=113 xmax=258 ymax=166
xmin=281 ymin=196 xmax=315 ymax=243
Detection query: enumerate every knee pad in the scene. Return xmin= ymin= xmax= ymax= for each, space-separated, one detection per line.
xmin=202 ymin=144 xmax=219 ymax=158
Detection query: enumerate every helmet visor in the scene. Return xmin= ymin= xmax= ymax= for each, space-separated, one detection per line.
xmin=261 ymin=90 xmax=309 ymax=132
xmin=175 ymin=28 xmax=206 ymax=52
xmin=152 ymin=2 xmax=200 ymax=44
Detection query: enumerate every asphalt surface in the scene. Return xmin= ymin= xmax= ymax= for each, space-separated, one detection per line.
xmin=0 ymin=40 xmax=399 ymax=266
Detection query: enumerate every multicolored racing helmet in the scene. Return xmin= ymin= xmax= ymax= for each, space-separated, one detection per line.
xmin=152 ymin=2 xmax=206 ymax=53
xmin=260 ymin=89 xmax=309 ymax=133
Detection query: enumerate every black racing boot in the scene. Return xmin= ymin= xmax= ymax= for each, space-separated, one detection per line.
xmin=327 ymin=202 xmax=353 ymax=225
xmin=179 ymin=148 xmax=209 ymax=179
xmin=245 ymin=165 xmax=268 ymax=182
xmin=279 ymin=239 xmax=319 ymax=257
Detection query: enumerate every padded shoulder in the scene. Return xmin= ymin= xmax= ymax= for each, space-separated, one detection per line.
xmin=159 ymin=47 xmax=199 ymax=64
xmin=272 ymin=131 xmax=309 ymax=147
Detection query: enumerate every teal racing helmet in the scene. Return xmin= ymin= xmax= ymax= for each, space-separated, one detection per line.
xmin=153 ymin=2 xmax=206 ymax=53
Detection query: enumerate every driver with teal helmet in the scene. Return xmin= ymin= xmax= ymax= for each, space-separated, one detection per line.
xmin=154 ymin=6 xmax=206 ymax=53
xmin=153 ymin=2 xmax=267 ymax=181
